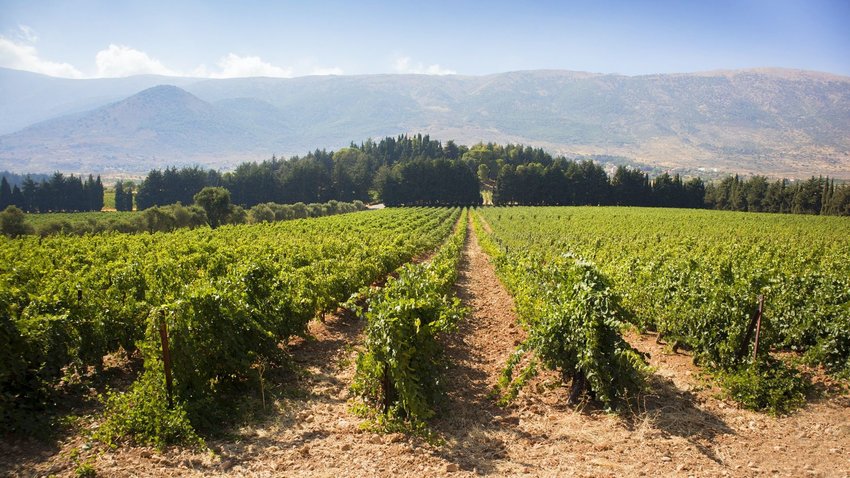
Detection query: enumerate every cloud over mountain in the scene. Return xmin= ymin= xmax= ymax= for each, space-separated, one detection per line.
xmin=95 ymin=44 xmax=178 ymax=78
xmin=0 ymin=26 xmax=84 ymax=78
xmin=0 ymin=26 xmax=296 ymax=80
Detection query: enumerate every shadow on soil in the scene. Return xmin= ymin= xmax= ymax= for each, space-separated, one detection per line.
xmin=429 ymin=349 xmax=535 ymax=475
xmin=0 ymin=353 xmax=143 ymax=476
xmin=627 ymin=374 xmax=735 ymax=463
xmin=283 ymin=308 xmax=364 ymax=387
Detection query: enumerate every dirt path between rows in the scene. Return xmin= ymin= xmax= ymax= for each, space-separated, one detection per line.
xmin=432 ymin=217 xmax=850 ymax=477
xmin=429 ymin=218 xmax=529 ymax=475
xmin=5 ymin=216 xmax=850 ymax=477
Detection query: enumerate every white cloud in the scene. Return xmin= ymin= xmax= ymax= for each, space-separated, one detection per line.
xmin=15 ymin=25 xmax=39 ymax=43
xmin=0 ymin=26 xmax=83 ymax=78
xmin=206 ymin=53 xmax=293 ymax=78
xmin=95 ymin=49 xmax=292 ymax=79
xmin=394 ymin=56 xmax=455 ymax=75
xmin=95 ymin=44 xmax=177 ymax=77
xmin=0 ymin=27 xmax=313 ymax=79
xmin=310 ymin=66 xmax=344 ymax=76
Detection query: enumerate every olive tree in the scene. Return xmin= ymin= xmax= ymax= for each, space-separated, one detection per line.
xmin=193 ymin=187 xmax=232 ymax=228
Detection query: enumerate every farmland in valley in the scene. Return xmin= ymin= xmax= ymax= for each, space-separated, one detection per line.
xmin=2 ymin=206 xmax=848 ymax=477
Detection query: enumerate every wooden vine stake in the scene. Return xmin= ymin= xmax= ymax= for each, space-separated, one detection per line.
xmin=737 ymin=294 xmax=765 ymax=364
xmin=567 ymin=370 xmax=587 ymax=406
xmin=380 ymin=361 xmax=399 ymax=415
xmin=158 ymin=310 xmax=174 ymax=409
xmin=256 ymin=360 xmax=267 ymax=410
xmin=381 ymin=364 xmax=392 ymax=414
xmin=752 ymin=294 xmax=765 ymax=363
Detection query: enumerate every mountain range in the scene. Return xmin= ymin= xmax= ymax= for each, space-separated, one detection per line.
xmin=1 ymin=67 xmax=849 ymax=178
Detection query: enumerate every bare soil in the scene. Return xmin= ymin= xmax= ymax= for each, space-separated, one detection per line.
xmin=3 ymin=220 xmax=849 ymax=477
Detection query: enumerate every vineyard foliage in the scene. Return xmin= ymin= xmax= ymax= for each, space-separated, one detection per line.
xmin=0 ymin=208 xmax=457 ymax=440
xmin=472 ymin=211 xmax=649 ymax=410
xmin=477 ymin=207 xmax=850 ymax=413
xmin=353 ymin=209 xmax=467 ymax=425
xmin=3 ymin=204 xmax=846 ymax=443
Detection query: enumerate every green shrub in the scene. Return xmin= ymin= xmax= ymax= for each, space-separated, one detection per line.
xmin=806 ymin=310 xmax=850 ymax=378
xmin=721 ymin=357 xmax=810 ymax=415
xmin=96 ymin=367 xmax=203 ymax=449
xmin=0 ymin=206 xmax=32 ymax=237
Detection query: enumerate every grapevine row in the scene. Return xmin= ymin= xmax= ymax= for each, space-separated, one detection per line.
xmin=353 ymin=208 xmax=468 ymax=425
xmin=1 ymin=208 xmax=457 ymax=441
xmin=477 ymin=207 xmax=850 ymax=413
xmin=472 ymin=210 xmax=648 ymax=410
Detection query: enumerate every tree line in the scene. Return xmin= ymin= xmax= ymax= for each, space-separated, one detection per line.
xmin=0 ymin=173 xmax=104 ymax=212
xmin=130 ymin=135 xmax=478 ymax=209
xmin=493 ymin=162 xmax=705 ymax=208
xmin=127 ymin=137 xmax=612 ymax=209
xmin=3 ymin=135 xmax=849 ymax=216
xmin=127 ymin=136 xmax=848 ymax=214
xmin=705 ymin=175 xmax=849 ymax=215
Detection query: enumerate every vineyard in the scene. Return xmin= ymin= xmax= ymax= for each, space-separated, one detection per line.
xmin=1 ymin=207 xmax=459 ymax=442
xmin=476 ymin=207 xmax=850 ymax=414
xmin=2 ymin=206 xmax=849 ymax=477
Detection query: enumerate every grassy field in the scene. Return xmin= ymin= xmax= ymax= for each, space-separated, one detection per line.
xmin=25 ymin=210 xmax=137 ymax=228
xmin=103 ymin=189 xmax=116 ymax=210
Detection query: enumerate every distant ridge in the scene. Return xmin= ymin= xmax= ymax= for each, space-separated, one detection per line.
xmin=0 ymin=67 xmax=848 ymax=178
xmin=684 ymin=67 xmax=850 ymax=82
xmin=0 ymin=85 xmax=292 ymax=173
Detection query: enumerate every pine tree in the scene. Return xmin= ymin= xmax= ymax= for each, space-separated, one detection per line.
xmin=10 ymin=185 xmax=23 ymax=209
xmin=0 ymin=177 xmax=11 ymax=209
xmin=21 ymin=177 xmax=36 ymax=212
xmin=821 ymin=178 xmax=833 ymax=215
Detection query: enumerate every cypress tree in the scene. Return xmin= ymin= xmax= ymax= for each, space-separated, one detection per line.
xmin=94 ymin=175 xmax=105 ymax=211
xmin=0 ymin=177 xmax=10 ymax=209
xmin=114 ymin=181 xmax=126 ymax=211
xmin=123 ymin=183 xmax=135 ymax=211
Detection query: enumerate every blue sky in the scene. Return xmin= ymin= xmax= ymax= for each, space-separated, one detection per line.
xmin=0 ymin=0 xmax=848 ymax=78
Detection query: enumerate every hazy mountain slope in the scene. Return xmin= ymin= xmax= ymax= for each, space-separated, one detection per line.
xmin=187 ymin=70 xmax=850 ymax=178
xmin=0 ymin=68 xmax=199 ymax=135
xmin=186 ymin=75 xmax=439 ymax=148
xmin=0 ymin=68 xmax=848 ymax=177
xmin=464 ymin=70 xmax=850 ymax=177
xmin=0 ymin=85 xmax=289 ymax=172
